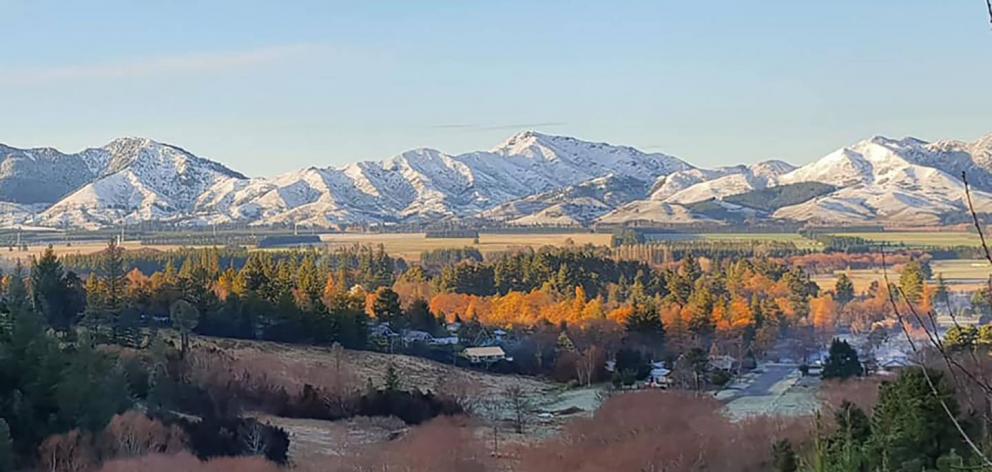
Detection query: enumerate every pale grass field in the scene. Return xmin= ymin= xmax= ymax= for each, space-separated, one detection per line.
xmin=319 ymin=232 xmax=612 ymax=261
xmin=700 ymin=233 xmax=820 ymax=249
xmin=830 ymin=231 xmax=982 ymax=248
xmin=0 ymin=241 xmax=186 ymax=266
xmin=812 ymin=259 xmax=992 ymax=293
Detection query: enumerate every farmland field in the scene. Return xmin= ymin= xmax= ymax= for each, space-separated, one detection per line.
xmin=644 ymin=232 xmax=820 ymax=249
xmin=830 ymin=231 xmax=981 ymax=248
xmin=812 ymin=258 xmax=992 ymax=293
xmin=319 ymin=232 xmax=613 ymax=261
xmin=0 ymin=241 xmax=188 ymax=269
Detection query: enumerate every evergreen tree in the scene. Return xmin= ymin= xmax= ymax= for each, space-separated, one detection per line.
xmin=934 ymin=273 xmax=949 ymax=309
xmin=0 ymin=419 xmax=11 ymax=472
xmin=384 ymin=362 xmax=401 ymax=391
xmin=99 ymin=239 xmax=128 ymax=315
xmin=821 ymin=338 xmax=862 ymax=380
xmin=899 ymin=261 xmax=926 ymax=304
xmin=405 ymin=298 xmax=437 ymax=334
xmin=624 ymin=300 xmax=664 ymax=340
xmin=834 ymin=273 xmax=855 ymax=305
xmin=4 ymin=262 xmax=28 ymax=315
xmin=868 ymin=368 xmax=962 ymax=469
xmin=771 ymin=439 xmax=798 ymax=472
xmin=370 ymin=287 xmax=401 ymax=325
xmin=30 ymin=246 xmax=77 ymax=329
xmin=820 ymin=401 xmax=871 ymax=471
xmin=943 ymin=325 xmax=978 ymax=351
xmin=54 ymin=340 xmax=132 ymax=432
xmin=170 ymin=299 xmax=200 ymax=358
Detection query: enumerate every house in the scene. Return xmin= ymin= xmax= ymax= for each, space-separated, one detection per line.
xmin=648 ymin=362 xmax=672 ymax=388
xmin=429 ymin=336 xmax=460 ymax=346
xmin=369 ymin=323 xmax=399 ymax=339
xmin=879 ymin=357 xmax=911 ymax=373
xmin=462 ymin=346 xmax=507 ymax=363
xmin=708 ymin=355 xmax=735 ymax=372
xmin=402 ymin=330 xmax=434 ymax=344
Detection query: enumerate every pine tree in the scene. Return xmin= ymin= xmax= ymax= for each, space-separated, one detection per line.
xmin=0 ymin=418 xmax=12 ymax=472
xmin=31 ymin=245 xmax=74 ymax=329
xmin=771 ymin=439 xmax=798 ymax=472
xmin=868 ymin=368 xmax=961 ymax=469
xmin=4 ymin=262 xmax=28 ymax=314
xmin=170 ymin=299 xmax=200 ymax=358
xmin=405 ymin=298 xmax=437 ymax=334
xmin=934 ymin=272 xmax=949 ymax=308
xmin=834 ymin=273 xmax=855 ymax=305
xmin=371 ymin=287 xmax=401 ymax=325
xmin=899 ymin=261 xmax=926 ymax=304
xmin=821 ymin=338 xmax=862 ymax=380
xmin=100 ymin=239 xmax=128 ymax=315
xmin=384 ymin=362 xmax=401 ymax=391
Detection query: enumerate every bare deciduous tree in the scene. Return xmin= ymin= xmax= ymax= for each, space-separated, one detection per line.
xmin=574 ymin=346 xmax=604 ymax=386
xmin=101 ymin=411 xmax=186 ymax=459
xmin=39 ymin=430 xmax=96 ymax=472
xmin=503 ymin=385 xmax=532 ymax=434
xmin=239 ymin=421 xmax=268 ymax=456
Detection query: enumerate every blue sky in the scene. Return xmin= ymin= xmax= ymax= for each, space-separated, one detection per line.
xmin=2 ymin=1 xmax=991 ymax=176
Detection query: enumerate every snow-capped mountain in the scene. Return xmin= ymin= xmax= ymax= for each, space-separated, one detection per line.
xmin=2 ymin=131 xmax=992 ymax=229
xmin=603 ymin=133 xmax=992 ymax=227
xmin=1 ymin=132 xmax=692 ymax=228
xmin=658 ymin=160 xmax=796 ymax=204
xmin=0 ymin=144 xmax=104 ymax=204
xmin=771 ymin=135 xmax=992 ymax=225
xmin=189 ymin=131 xmax=691 ymax=227
xmin=33 ymin=138 xmax=245 ymax=229
xmin=478 ymin=174 xmax=655 ymax=226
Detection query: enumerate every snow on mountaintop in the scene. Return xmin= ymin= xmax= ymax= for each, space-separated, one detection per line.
xmin=7 ymin=130 xmax=992 ymax=229
xmin=649 ymin=160 xmax=796 ymax=204
xmin=33 ymin=138 xmax=249 ymax=228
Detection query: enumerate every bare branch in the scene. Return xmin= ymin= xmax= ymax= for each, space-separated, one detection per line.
xmin=963 ymin=172 xmax=992 ymax=265
xmin=879 ymin=245 xmax=992 ymax=466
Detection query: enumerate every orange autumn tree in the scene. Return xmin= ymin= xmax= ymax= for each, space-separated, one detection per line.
xmin=713 ymin=301 xmax=732 ymax=334
xmin=810 ymin=294 xmax=838 ymax=341
xmin=607 ymin=305 xmax=635 ymax=326
xmin=728 ymin=296 xmax=755 ymax=333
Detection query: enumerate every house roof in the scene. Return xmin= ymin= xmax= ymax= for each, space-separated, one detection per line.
xmin=463 ymin=346 xmax=506 ymax=357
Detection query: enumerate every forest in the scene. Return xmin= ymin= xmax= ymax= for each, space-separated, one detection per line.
xmin=0 ymin=238 xmax=985 ymax=471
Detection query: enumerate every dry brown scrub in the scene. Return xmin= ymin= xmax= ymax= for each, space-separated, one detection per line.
xmin=96 ymin=453 xmax=281 ymax=472
xmin=311 ymin=416 xmax=493 ymax=472
xmin=516 ymin=390 xmax=810 ymax=472
xmin=191 ymin=336 xmax=554 ymax=398
xmin=818 ymin=377 xmax=883 ymax=415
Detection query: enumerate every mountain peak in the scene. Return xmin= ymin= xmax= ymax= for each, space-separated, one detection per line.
xmin=104 ymin=136 xmax=156 ymax=148
xmin=862 ymin=134 xmax=929 ymax=149
xmin=491 ymin=130 xmax=560 ymax=153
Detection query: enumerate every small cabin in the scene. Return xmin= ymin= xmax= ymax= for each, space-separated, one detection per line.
xmin=462 ymin=346 xmax=507 ymax=363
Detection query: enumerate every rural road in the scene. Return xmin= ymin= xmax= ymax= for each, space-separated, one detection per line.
xmin=719 ymin=363 xmax=815 ymax=419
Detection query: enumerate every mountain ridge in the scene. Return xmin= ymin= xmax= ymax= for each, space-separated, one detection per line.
xmin=2 ymin=131 xmax=992 ymax=229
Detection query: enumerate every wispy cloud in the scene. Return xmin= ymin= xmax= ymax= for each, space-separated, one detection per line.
xmin=5 ymin=44 xmax=316 ymax=83
xmin=428 ymin=122 xmax=567 ymax=131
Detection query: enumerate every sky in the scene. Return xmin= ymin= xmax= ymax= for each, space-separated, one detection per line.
xmin=2 ymin=1 xmax=991 ymax=177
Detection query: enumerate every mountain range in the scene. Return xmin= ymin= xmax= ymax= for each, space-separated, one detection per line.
xmin=2 ymin=131 xmax=992 ymax=230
